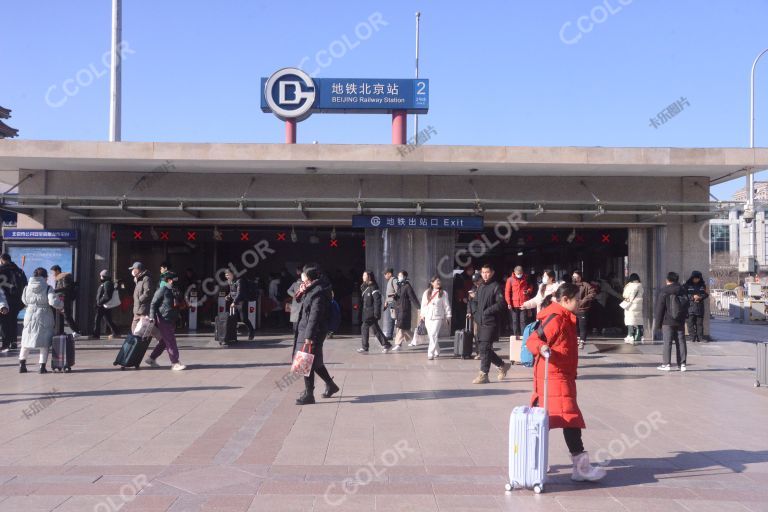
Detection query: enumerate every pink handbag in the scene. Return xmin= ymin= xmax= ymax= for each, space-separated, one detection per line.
xmin=291 ymin=342 xmax=315 ymax=377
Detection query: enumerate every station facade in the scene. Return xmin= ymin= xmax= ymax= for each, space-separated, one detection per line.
xmin=0 ymin=141 xmax=765 ymax=336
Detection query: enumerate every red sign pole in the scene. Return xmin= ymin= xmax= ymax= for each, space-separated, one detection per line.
xmin=285 ymin=119 xmax=297 ymax=144
xmin=391 ymin=110 xmax=406 ymax=144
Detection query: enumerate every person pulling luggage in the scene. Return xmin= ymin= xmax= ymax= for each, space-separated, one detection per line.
xmin=525 ymin=284 xmax=606 ymax=482
xmin=18 ymin=268 xmax=62 ymax=374
xmin=144 ymin=271 xmax=186 ymax=371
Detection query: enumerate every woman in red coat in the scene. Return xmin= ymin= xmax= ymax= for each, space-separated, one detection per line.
xmin=526 ymin=283 xmax=606 ymax=482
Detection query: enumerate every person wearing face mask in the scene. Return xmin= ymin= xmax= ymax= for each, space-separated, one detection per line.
xmin=522 ymin=269 xmax=561 ymax=313
xmin=91 ymin=270 xmax=119 ymax=340
xmin=144 ymin=271 xmax=186 ymax=371
xmin=357 ymin=271 xmax=392 ymax=353
xmin=129 ymin=262 xmax=155 ymax=334
xmin=473 ymin=264 xmax=512 ymax=383
xmin=505 ymin=266 xmax=534 ymax=341
xmin=525 ymin=283 xmax=606 ymax=483
xmin=392 ymin=271 xmax=420 ymax=350
xmin=294 ymin=264 xmax=339 ymax=405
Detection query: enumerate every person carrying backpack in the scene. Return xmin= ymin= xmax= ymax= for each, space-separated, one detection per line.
xmin=0 ymin=253 xmax=27 ymax=352
xmin=654 ymin=271 xmax=689 ymax=372
xmin=225 ymin=271 xmax=255 ymax=340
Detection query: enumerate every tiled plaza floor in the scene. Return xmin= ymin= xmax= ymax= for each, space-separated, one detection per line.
xmin=0 ymin=319 xmax=765 ymax=511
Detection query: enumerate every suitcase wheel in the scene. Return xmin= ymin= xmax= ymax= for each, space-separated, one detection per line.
xmin=533 ymin=484 xmax=543 ymax=494
xmin=504 ymin=483 xmax=513 ymax=492
xmin=756 ymin=381 xmax=761 ymax=387
xmin=120 ymin=366 xmax=126 ymax=371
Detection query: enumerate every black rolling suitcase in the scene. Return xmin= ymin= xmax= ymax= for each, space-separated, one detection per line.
xmin=114 ymin=334 xmax=151 ymax=370
xmin=215 ymin=307 xmax=238 ymax=345
xmin=453 ymin=316 xmax=474 ymax=359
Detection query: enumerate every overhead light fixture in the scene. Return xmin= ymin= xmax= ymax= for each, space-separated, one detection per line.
xmin=517 ymin=251 xmax=523 ymax=256
xmin=330 ymin=226 xmax=337 ymax=240
xmin=536 ymin=204 xmax=545 ymax=216
xmin=595 ymin=205 xmax=605 ymax=217
xmin=150 ymin=226 xmax=159 ymax=240
xmin=416 ymin=203 xmax=423 ymax=215
xmin=213 ymin=226 xmax=223 ymax=241
xmin=474 ymin=202 xmax=484 ymax=215
xmin=290 ymin=226 xmax=298 ymax=243
xmin=357 ymin=202 xmax=363 ymax=214
xmin=567 ymin=229 xmax=576 ymax=244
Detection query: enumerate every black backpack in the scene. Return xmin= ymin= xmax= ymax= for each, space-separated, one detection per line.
xmin=6 ymin=268 xmax=28 ymax=302
xmin=666 ymin=292 xmax=689 ymax=323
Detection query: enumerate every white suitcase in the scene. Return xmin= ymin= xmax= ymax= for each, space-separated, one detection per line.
xmin=506 ymin=348 xmax=550 ymax=493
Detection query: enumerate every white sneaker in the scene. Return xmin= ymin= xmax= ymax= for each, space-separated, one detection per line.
xmin=624 ymin=336 xmax=633 ymax=343
xmin=427 ymin=355 xmax=434 ymax=360
xmin=391 ymin=345 xmax=401 ymax=352
xmin=657 ymin=364 xmax=672 ymax=371
xmin=381 ymin=347 xmax=390 ymax=354
xmin=680 ymin=364 xmax=687 ymax=372
xmin=144 ymin=357 xmax=159 ymax=367
xmin=171 ymin=363 xmax=186 ymax=371
xmin=571 ymin=452 xmax=607 ymax=482
xmin=408 ymin=341 xmax=417 ymax=347
xmin=0 ymin=348 xmax=10 ymax=354
xmin=72 ymin=332 xmax=81 ymax=340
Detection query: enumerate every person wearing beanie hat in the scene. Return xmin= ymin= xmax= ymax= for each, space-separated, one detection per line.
xmin=684 ymin=270 xmax=709 ymax=343
xmin=92 ymin=269 xmax=119 ymax=340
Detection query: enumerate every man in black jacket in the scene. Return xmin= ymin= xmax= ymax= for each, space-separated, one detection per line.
xmin=472 ymin=264 xmax=512 ymax=384
xmin=684 ymin=270 xmax=709 ymax=343
xmin=0 ymin=254 xmax=27 ymax=352
xmin=357 ymin=271 xmax=392 ymax=353
xmin=654 ymin=271 xmax=689 ymax=372
xmin=225 ymin=270 xmax=255 ymax=340
xmin=91 ymin=270 xmax=119 ymax=339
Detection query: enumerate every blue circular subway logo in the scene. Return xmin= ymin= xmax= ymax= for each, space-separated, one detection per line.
xmin=264 ymin=68 xmax=317 ymax=121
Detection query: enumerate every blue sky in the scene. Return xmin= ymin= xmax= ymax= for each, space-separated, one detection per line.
xmin=2 ymin=0 xmax=768 ymax=199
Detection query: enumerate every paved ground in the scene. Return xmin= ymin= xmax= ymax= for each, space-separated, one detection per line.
xmin=0 ymin=319 xmax=765 ymax=511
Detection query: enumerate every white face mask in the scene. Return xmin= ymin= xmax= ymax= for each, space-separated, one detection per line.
xmin=542 ymin=275 xmax=550 ymax=285
xmin=515 ymin=273 xmax=523 ymax=279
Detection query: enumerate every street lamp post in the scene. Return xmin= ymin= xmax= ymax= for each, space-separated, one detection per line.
xmin=747 ymin=48 xmax=768 ymax=271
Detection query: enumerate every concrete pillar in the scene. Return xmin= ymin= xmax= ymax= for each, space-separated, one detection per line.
xmin=628 ymin=228 xmax=654 ymax=337
xmin=72 ymin=221 xmax=112 ymax=334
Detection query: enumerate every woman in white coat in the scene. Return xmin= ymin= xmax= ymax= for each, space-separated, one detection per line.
xmin=522 ymin=269 xmax=561 ymax=313
xmin=19 ymin=267 xmax=61 ymax=373
xmin=622 ymin=273 xmax=644 ymax=344
xmin=420 ymin=276 xmax=451 ymax=360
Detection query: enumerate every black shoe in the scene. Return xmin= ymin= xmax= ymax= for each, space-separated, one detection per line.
xmin=10 ymin=343 xmax=17 ymax=350
xmin=322 ymin=380 xmax=340 ymax=399
xmin=296 ymin=390 xmax=315 ymax=405
xmin=248 ymin=332 xmax=255 ymax=341
xmin=39 ymin=363 xmax=48 ymax=374
xmin=19 ymin=360 xmax=27 ymax=373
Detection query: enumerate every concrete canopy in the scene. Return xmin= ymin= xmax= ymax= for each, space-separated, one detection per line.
xmin=0 ymin=141 xmax=766 ymax=183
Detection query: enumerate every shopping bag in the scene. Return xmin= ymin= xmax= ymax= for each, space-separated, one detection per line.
xmin=133 ymin=316 xmax=161 ymax=339
xmin=291 ymin=342 xmax=315 ymax=377
xmin=416 ymin=319 xmax=428 ymax=336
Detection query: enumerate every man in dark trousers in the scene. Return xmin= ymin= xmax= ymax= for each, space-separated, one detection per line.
xmin=225 ymin=270 xmax=256 ymax=340
xmin=654 ymin=271 xmax=689 ymax=372
xmin=0 ymin=253 xmax=27 ymax=352
xmin=51 ymin=264 xmax=80 ymax=337
xmin=91 ymin=269 xmax=119 ymax=340
xmin=472 ymin=264 xmax=512 ymax=384
xmin=357 ymin=270 xmax=392 ymax=353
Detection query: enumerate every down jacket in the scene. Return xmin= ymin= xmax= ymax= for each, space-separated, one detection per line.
xmin=21 ymin=277 xmax=60 ymax=349
xmin=505 ymin=274 xmax=533 ymax=308
xmin=525 ymin=302 xmax=586 ymax=430
xmin=622 ymin=281 xmax=644 ymax=326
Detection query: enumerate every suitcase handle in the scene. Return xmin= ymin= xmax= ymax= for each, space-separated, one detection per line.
xmin=541 ymin=348 xmax=551 ymax=413
xmin=465 ymin=315 xmax=472 ymax=331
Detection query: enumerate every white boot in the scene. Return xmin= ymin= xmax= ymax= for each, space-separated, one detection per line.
xmin=570 ymin=451 xmax=606 ymax=482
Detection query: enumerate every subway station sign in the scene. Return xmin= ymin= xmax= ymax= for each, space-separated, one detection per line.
xmin=261 ymin=67 xmax=429 ymax=121
xmin=353 ymin=215 xmax=483 ymax=231
xmin=3 ymin=229 xmax=78 ymax=241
